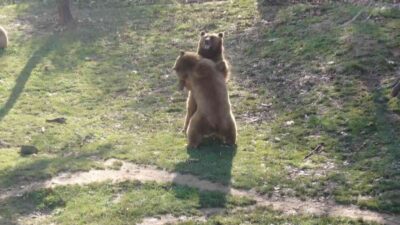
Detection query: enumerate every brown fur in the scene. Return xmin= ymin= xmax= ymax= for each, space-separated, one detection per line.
xmin=0 ymin=26 xmax=8 ymax=49
xmin=173 ymin=51 xmax=236 ymax=148
xmin=182 ymin=32 xmax=231 ymax=133
xmin=197 ymin=31 xmax=229 ymax=80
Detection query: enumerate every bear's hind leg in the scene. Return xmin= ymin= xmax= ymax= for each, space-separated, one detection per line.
xmin=187 ymin=112 xmax=212 ymax=149
xmin=183 ymin=92 xmax=197 ymax=134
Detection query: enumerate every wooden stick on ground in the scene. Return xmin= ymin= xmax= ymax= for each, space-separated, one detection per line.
xmin=341 ymin=1 xmax=373 ymax=27
xmin=391 ymin=80 xmax=400 ymax=97
xmin=304 ymin=143 xmax=324 ymax=160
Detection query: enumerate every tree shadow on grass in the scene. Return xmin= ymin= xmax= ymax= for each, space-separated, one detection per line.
xmin=324 ymin=11 xmax=400 ymax=212
xmin=173 ymin=138 xmax=237 ymax=208
xmin=330 ymin=77 xmax=400 ymax=212
xmin=0 ymin=143 xmax=114 ymax=224
xmin=334 ymin=77 xmax=400 ymax=212
xmin=0 ymin=35 xmax=59 ymax=122
xmin=0 ymin=143 xmax=111 ymax=191
xmin=0 ymin=185 xmax=65 ymax=225
xmin=238 ymin=0 xmax=399 ymax=213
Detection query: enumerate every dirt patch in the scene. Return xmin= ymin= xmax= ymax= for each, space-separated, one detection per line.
xmin=138 ymin=213 xmax=207 ymax=225
xmin=16 ymin=212 xmax=51 ymax=225
xmin=138 ymin=207 xmax=237 ymax=225
xmin=1 ymin=159 xmax=399 ymax=225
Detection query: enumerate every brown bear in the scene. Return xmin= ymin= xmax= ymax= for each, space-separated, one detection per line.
xmin=183 ymin=32 xmax=231 ymax=133
xmin=0 ymin=26 xmax=8 ymax=49
xmin=173 ymin=51 xmax=236 ymax=148
xmin=197 ymin=31 xmax=230 ymax=80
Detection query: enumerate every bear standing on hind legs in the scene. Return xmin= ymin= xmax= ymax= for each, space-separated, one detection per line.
xmin=197 ymin=31 xmax=230 ymax=80
xmin=173 ymin=51 xmax=236 ymax=148
xmin=183 ymin=31 xmax=231 ymax=133
xmin=0 ymin=26 xmax=8 ymax=49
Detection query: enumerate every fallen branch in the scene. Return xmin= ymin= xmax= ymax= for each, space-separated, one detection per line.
xmin=355 ymin=141 xmax=368 ymax=152
xmin=341 ymin=1 xmax=373 ymax=27
xmin=46 ymin=117 xmax=66 ymax=124
xmin=391 ymin=80 xmax=400 ymax=97
xmin=389 ymin=78 xmax=400 ymax=88
xmin=304 ymin=143 xmax=324 ymax=160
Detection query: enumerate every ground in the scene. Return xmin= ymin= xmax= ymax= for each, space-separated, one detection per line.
xmin=0 ymin=0 xmax=399 ymax=224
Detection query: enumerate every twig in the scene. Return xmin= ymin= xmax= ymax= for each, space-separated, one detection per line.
xmin=390 ymin=78 xmax=400 ymax=89
xmin=391 ymin=80 xmax=400 ymax=97
xmin=304 ymin=143 xmax=324 ymax=160
xmin=363 ymin=13 xmax=372 ymax=22
xmin=356 ymin=141 xmax=368 ymax=152
xmin=341 ymin=1 xmax=373 ymax=27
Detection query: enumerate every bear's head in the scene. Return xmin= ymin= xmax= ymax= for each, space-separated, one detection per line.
xmin=197 ymin=32 xmax=224 ymax=60
xmin=173 ymin=51 xmax=199 ymax=90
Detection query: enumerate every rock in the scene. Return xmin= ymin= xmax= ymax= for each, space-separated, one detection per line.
xmin=285 ymin=120 xmax=295 ymax=126
xmin=20 ymin=145 xmax=39 ymax=155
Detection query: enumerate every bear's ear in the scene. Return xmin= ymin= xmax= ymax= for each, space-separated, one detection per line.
xmin=180 ymin=51 xmax=185 ymax=56
xmin=218 ymin=32 xmax=224 ymax=38
xmin=200 ymin=31 xmax=206 ymax=36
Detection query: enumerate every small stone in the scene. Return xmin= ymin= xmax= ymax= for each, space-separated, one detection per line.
xmin=285 ymin=120 xmax=295 ymax=126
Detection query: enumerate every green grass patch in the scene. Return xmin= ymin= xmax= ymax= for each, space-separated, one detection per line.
xmin=179 ymin=207 xmax=379 ymax=225
xmin=0 ymin=181 xmax=255 ymax=225
xmin=0 ymin=0 xmax=399 ymax=221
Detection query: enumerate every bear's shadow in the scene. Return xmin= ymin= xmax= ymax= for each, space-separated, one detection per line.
xmin=173 ymin=137 xmax=237 ymax=208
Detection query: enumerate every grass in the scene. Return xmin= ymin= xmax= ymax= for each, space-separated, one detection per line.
xmin=0 ymin=181 xmax=255 ymax=225
xmin=0 ymin=0 xmax=399 ymax=223
xmin=179 ymin=207 xmax=379 ymax=225
xmin=0 ymin=180 xmax=375 ymax=225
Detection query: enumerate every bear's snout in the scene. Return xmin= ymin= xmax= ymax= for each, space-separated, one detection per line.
xmin=203 ymin=37 xmax=211 ymax=49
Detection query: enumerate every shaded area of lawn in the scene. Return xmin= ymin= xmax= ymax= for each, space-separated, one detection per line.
xmin=0 ymin=181 xmax=254 ymax=225
xmin=174 ymin=139 xmax=237 ymax=207
xmin=237 ymin=1 xmax=400 ymax=212
xmin=0 ymin=35 xmax=59 ymax=121
xmin=181 ymin=207 xmax=379 ymax=225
